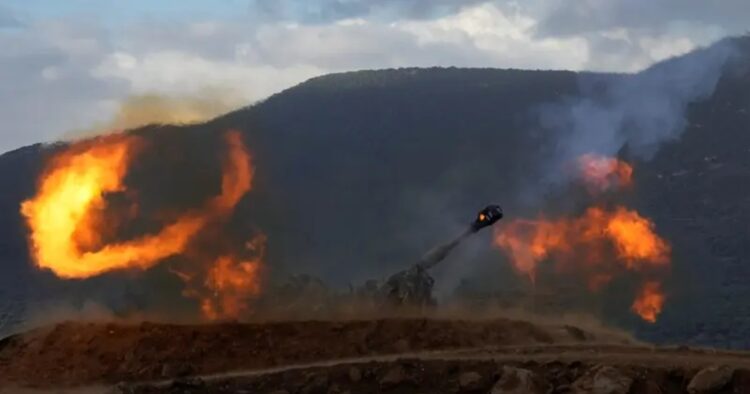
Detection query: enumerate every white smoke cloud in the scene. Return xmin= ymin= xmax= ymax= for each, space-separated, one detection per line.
xmin=536 ymin=38 xmax=737 ymax=189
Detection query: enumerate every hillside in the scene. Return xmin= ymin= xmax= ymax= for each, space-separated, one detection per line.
xmin=1 ymin=37 xmax=750 ymax=350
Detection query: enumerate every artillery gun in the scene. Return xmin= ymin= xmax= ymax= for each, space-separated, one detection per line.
xmin=382 ymin=205 xmax=503 ymax=307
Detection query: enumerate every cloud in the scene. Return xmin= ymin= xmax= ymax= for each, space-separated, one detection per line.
xmin=139 ymin=4 xmax=589 ymax=72
xmin=0 ymin=20 xmax=126 ymax=154
xmin=395 ymin=4 xmax=588 ymax=70
xmin=246 ymin=0 xmax=749 ymax=42
xmin=535 ymin=0 xmax=750 ymax=38
xmin=94 ymin=50 xmax=323 ymax=100
xmin=578 ymin=27 xmax=723 ymax=72
xmin=247 ymin=0 xmax=487 ymax=23
xmin=94 ymin=4 xmax=591 ymax=99
xmin=0 ymin=6 xmax=22 ymax=28
xmin=0 ymin=1 xmax=743 ymax=154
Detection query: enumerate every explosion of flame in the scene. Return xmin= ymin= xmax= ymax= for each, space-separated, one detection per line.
xmin=21 ymin=130 xmax=258 ymax=310
xmin=577 ymin=153 xmax=633 ymax=194
xmin=21 ymin=134 xmax=198 ymax=278
xmin=197 ymin=235 xmax=266 ymax=320
xmin=495 ymin=206 xmax=670 ymax=281
xmin=631 ymin=281 xmax=666 ymax=323
xmin=494 ymin=154 xmax=669 ymax=323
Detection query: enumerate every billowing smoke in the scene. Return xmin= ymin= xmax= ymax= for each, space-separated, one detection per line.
xmin=63 ymin=90 xmax=246 ymax=141
xmin=489 ymin=37 xmax=739 ymax=323
xmin=539 ymin=38 xmax=736 ymax=181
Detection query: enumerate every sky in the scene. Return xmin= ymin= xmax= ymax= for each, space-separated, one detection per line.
xmin=0 ymin=0 xmax=747 ymax=154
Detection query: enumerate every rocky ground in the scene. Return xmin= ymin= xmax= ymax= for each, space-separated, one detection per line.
xmin=0 ymin=318 xmax=749 ymax=393
xmin=130 ymin=356 xmax=749 ymax=394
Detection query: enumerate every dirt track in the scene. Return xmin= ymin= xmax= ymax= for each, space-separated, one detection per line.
xmin=1 ymin=318 xmax=749 ymax=393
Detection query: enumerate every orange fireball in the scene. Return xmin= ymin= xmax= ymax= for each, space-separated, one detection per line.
xmin=577 ymin=153 xmax=633 ymax=194
xmin=631 ymin=281 xmax=666 ymax=323
xmin=200 ymin=256 xmax=261 ymax=320
xmin=179 ymin=234 xmax=266 ymax=321
xmin=494 ymin=205 xmax=671 ymax=322
xmin=606 ymin=207 xmax=670 ymax=269
xmin=21 ymin=130 xmax=252 ymax=279
xmin=494 ymin=206 xmax=669 ymax=281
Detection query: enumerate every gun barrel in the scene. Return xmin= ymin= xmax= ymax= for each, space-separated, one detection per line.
xmin=416 ymin=229 xmax=472 ymax=270
xmin=416 ymin=204 xmax=504 ymax=271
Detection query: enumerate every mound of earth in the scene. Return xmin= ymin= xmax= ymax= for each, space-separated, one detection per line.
xmin=2 ymin=318 xmax=749 ymax=393
xmin=0 ymin=318 xmax=609 ymax=388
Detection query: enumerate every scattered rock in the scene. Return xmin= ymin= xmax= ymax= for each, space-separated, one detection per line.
xmin=348 ymin=366 xmax=362 ymax=383
xmin=592 ymin=366 xmax=633 ymax=394
xmin=641 ymin=380 xmax=663 ymax=394
xmin=573 ymin=366 xmax=632 ymax=394
xmin=687 ymin=365 xmax=734 ymax=393
xmin=301 ymin=374 xmax=329 ymax=394
xmin=458 ymin=371 xmax=483 ymax=391
xmin=491 ymin=366 xmax=549 ymax=394
xmin=109 ymin=382 xmax=134 ymax=394
xmin=564 ymin=325 xmax=588 ymax=341
xmin=380 ymin=365 xmax=408 ymax=388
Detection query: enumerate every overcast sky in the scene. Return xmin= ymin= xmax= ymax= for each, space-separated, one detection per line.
xmin=0 ymin=0 xmax=746 ymax=154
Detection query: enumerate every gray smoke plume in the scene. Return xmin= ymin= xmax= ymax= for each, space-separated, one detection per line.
xmin=538 ymin=37 xmax=737 ymax=183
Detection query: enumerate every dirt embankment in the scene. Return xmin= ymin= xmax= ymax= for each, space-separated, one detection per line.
xmin=2 ymin=318 xmax=749 ymax=393
xmin=0 ymin=318 xmax=600 ymax=388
